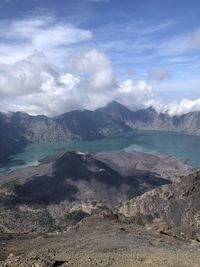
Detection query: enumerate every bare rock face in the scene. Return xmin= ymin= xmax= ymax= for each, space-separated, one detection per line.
xmin=118 ymin=170 xmax=200 ymax=239
xmin=1 ymin=101 xmax=200 ymax=160
xmin=0 ymin=113 xmax=27 ymax=160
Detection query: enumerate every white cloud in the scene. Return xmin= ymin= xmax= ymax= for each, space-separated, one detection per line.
xmin=0 ymin=53 xmax=57 ymax=96
xmin=69 ymin=49 xmax=109 ymax=73
xmin=69 ymin=49 xmax=116 ymax=90
xmin=162 ymin=99 xmax=200 ymax=116
xmin=0 ymin=49 xmax=199 ymax=117
xmin=144 ymin=97 xmax=200 ymax=116
xmin=0 ymin=50 xmax=155 ymax=116
xmin=10 ymin=18 xmax=91 ymax=48
xmin=116 ymin=80 xmax=153 ymax=109
xmin=0 ymin=16 xmax=92 ymax=65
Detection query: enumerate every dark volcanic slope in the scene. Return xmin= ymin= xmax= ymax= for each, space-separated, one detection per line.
xmin=118 ymin=169 xmax=200 ymax=239
xmin=1 ymin=101 xmax=200 ymax=160
xmin=0 ymin=113 xmax=27 ymax=160
xmin=0 ymin=151 xmax=171 ymax=233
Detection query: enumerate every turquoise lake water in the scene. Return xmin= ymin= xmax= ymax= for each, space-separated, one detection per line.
xmin=1 ymin=130 xmax=200 ymax=172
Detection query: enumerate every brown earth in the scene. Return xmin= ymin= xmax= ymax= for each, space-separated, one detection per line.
xmin=1 ymin=216 xmax=200 ymax=267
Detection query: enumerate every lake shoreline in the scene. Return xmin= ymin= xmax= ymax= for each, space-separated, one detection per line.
xmin=1 ymin=130 xmax=200 ymax=172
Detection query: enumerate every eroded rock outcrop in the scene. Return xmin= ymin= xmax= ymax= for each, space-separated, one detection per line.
xmin=118 ymin=169 xmax=200 ymax=239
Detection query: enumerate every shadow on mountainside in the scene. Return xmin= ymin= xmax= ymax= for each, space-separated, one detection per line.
xmin=8 ymin=175 xmax=79 ymax=206
xmin=4 ymin=151 xmax=171 ymax=207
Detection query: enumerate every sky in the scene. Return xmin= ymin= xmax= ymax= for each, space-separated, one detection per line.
xmin=0 ymin=0 xmax=199 ymax=116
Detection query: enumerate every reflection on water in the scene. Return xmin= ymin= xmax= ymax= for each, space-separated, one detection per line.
xmin=0 ymin=137 xmax=134 ymax=172
xmin=1 ymin=130 xmax=200 ymax=172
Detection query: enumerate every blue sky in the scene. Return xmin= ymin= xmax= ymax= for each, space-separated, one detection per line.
xmin=0 ymin=0 xmax=199 ymax=115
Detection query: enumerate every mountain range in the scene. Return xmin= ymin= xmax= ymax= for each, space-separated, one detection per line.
xmin=1 ymin=100 xmax=200 ymax=160
xmin=0 ymin=102 xmax=200 ymax=265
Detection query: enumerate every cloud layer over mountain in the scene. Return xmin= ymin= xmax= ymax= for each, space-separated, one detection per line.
xmin=0 ymin=11 xmax=199 ymax=117
xmin=0 ymin=50 xmax=154 ymax=116
xmin=0 ymin=48 xmax=200 ymax=117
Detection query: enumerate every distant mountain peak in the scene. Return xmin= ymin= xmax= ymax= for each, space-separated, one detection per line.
xmin=145 ymin=106 xmax=157 ymax=113
xmin=99 ymin=101 xmax=131 ymax=114
xmin=107 ymin=100 xmax=128 ymax=108
xmin=1 ymin=100 xmax=200 ymax=161
xmin=107 ymin=100 xmax=123 ymax=106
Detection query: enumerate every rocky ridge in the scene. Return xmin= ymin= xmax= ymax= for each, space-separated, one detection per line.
xmin=118 ymin=169 xmax=200 ymax=240
xmin=1 ymin=101 xmax=200 ymax=160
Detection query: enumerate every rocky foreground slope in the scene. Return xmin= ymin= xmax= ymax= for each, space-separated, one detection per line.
xmin=1 ymin=217 xmax=200 ymax=267
xmin=118 ymin=169 xmax=200 ymax=240
xmin=1 ymin=100 xmax=200 ymax=160
xmin=0 ymin=151 xmax=200 ymax=266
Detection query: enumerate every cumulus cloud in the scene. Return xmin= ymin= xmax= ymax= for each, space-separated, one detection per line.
xmin=143 ymin=98 xmax=200 ymax=116
xmin=69 ymin=49 xmax=116 ymax=90
xmin=0 ymin=49 xmax=156 ymax=116
xmin=116 ymin=80 xmax=153 ymax=109
xmin=148 ymin=68 xmax=170 ymax=82
xmin=9 ymin=18 xmax=91 ymax=48
xmin=0 ymin=53 xmax=57 ymax=96
xmin=162 ymin=99 xmax=200 ymax=116
xmin=0 ymin=49 xmax=199 ymax=117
